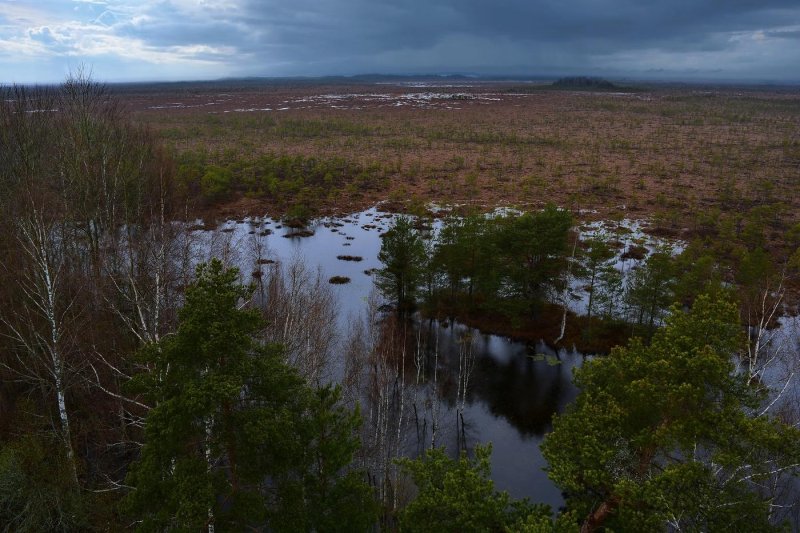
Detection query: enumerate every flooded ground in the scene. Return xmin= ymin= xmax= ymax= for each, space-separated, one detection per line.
xmin=190 ymin=206 xmax=580 ymax=504
xmin=189 ymin=206 xmax=799 ymax=508
xmin=140 ymin=89 xmax=512 ymax=113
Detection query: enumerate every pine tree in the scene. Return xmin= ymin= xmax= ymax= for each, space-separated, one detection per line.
xmin=269 ymin=385 xmax=378 ymax=532
xmin=493 ymin=204 xmax=573 ymax=317
xmin=397 ymin=445 xmax=545 ymax=532
xmin=542 ymin=293 xmax=800 ymax=531
xmin=124 ymin=260 xmax=377 ymax=531
xmin=377 ymin=216 xmax=427 ymax=314
xmin=124 ymin=260 xmax=308 ymax=531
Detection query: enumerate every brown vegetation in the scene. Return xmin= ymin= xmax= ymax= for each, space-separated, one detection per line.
xmin=122 ymin=80 xmax=800 ymax=301
xmin=126 ymin=82 xmax=799 ymax=228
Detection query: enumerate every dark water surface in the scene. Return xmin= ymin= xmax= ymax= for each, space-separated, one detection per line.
xmin=442 ymin=325 xmax=583 ymax=504
xmin=191 ymin=206 xmax=582 ymax=506
xmin=192 ymin=206 xmax=799 ymax=511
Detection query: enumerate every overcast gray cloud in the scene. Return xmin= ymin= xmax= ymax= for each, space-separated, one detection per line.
xmin=0 ymin=0 xmax=798 ymax=83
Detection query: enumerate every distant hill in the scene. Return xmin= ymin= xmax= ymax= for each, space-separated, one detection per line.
xmin=551 ymin=76 xmax=619 ymax=90
xmin=501 ymin=76 xmax=643 ymax=94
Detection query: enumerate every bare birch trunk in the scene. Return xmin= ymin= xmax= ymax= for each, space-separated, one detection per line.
xmin=12 ymin=213 xmax=79 ymax=486
xmin=555 ymin=234 xmax=579 ymax=345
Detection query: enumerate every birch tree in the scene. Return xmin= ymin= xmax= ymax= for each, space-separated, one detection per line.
xmin=2 ymin=210 xmax=83 ymax=487
xmin=343 ymin=298 xmax=413 ymax=518
xmin=260 ymin=257 xmax=338 ymax=385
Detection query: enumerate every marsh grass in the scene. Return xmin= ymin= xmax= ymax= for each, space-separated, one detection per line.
xmin=133 ymin=84 xmax=800 ymax=254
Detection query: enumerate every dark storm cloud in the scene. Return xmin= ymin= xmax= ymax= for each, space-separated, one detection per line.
xmin=3 ymin=0 xmax=800 ymax=82
xmin=200 ymin=0 xmax=799 ymax=77
xmin=233 ymin=0 xmax=793 ymax=47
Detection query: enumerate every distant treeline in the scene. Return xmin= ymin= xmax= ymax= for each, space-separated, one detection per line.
xmin=503 ymin=76 xmax=641 ymax=93
xmin=552 ymin=76 xmax=618 ymax=89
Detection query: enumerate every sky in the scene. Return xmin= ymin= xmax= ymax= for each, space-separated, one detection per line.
xmin=1 ymin=0 xmax=799 ymax=84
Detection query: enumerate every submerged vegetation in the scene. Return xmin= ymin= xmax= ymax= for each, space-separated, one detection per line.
xmin=0 ymin=74 xmax=799 ymax=531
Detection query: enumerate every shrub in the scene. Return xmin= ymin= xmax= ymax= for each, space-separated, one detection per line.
xmin=200 ymin=165 xmax=234 ymax=202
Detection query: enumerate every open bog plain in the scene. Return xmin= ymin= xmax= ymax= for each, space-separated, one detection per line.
xmin=126 ymin=81 xmax=798 ymax=217
xmin=122 ymin=79 xmax=800 ymax=298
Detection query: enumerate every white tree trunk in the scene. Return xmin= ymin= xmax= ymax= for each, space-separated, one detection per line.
xmin=554 ymin=234 xmax=579 ymax=345
xmin=14 ymin=214 xmax=79 ymax=486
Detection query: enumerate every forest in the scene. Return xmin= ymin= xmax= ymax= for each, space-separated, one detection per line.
xmin=1 ymin=75 xmax=799 ymax=532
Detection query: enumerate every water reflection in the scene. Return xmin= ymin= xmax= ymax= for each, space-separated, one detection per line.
xmin=190 ymin=208 xmax=799 ymax=515
xmin=428 ymin=322 xmax=581 ymax=437
xmin=473 ymin=348 xmax=567 ymax=437
xmin=413 ymin=320 xmax=582 ymax=504
xmin=190 ymin=208 xmax=585 ymax=506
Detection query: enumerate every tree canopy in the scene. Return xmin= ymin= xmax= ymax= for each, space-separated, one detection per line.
xmin=124 ymin=260 xmax=375 ymax=531
xmin=377 ymin=216 xmax=427 ymax=314
xmin=542 ymin=293 xmax=800 ymax=531
xmin=397 ymin=445 xmax=547 ymax=532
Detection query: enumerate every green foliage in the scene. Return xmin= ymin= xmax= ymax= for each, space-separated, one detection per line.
xmin=422 ymin=206 xmax=573 ymax=323
xmin=124 ymin=259 xmax=305 ymax=530
xmin=397 ymin=445 xmax=546 ymax=532
xmin=577 ymin=235 xmax=617 ymax=322
xmin=269 ymin=385 xmax=378 ymax=532
xmin=0 ymin=434 xmax=87 ymax=532
xmin=493 ymin=204 xmax=573 ymax=316
xmin=285 ymin=200 xmax=315 ymax=223
xmin=542 ymin=293 xmax=800 ymax=531
xmin=377 ymin=216 xmax=428 ymax=313
xmin=673 ymin=241 xmax=725 ymax=305
xmin=514 ymin=511 xmax=580 ymax=533
xmin=735 ymin=247 xmax=775 ymax=296
xmin=199 ymin=165 xmax=234 ymax=202
xmin=124 ymin=260 xmax=375 ymax=531
xmin=176 ymin=149 xmax=382 ymax=212
xmin=624 ymin=247 xmax=676 ymax=334
xmin=175 ymin=148 xmax=207 ymax=195
xmin=432 ymin=213 xmax=500 ymax=303
xmin=741 ymin=214 xmax=767 ymax=250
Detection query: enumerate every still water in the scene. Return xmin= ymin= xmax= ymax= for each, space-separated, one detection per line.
xmin=191 ymin=205 xmax=799 ymax=510
xmin=191 ymin=206 xmax=580 ymax=507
